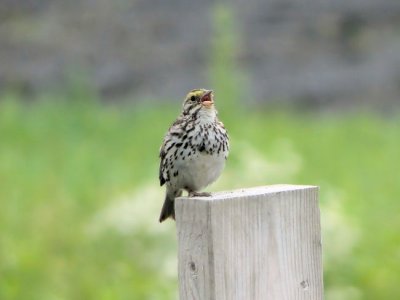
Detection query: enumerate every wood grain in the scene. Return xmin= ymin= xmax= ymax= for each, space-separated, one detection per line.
xmin=175 ymin=185 xmax=323 ymax=300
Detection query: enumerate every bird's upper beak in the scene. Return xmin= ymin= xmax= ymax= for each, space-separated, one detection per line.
xmin=201 ymin=90 xmax=214 ymax=108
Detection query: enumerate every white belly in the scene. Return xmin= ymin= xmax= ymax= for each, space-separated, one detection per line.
xmin=176 ymin=152 xmax=226 ymax=191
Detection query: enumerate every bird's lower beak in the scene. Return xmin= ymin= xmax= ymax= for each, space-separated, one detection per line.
xmin=201 ymin=90 xmax=214 ymax=108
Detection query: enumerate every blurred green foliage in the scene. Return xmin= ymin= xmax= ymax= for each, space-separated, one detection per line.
xmin=0 ymin=93 xmax=178 ymax=300
xmin=0 ymin=91 xmax=399 ymax=299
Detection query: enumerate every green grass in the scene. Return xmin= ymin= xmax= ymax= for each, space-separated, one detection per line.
xmin=0 ymin=94 xmax=399 ymax=300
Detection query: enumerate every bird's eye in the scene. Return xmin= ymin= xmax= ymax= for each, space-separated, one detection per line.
xmin=190 ymin=96 xmax=196 ymax=101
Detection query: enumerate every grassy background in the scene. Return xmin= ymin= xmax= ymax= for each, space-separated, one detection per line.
xmin=0 ymin=90 xmax=399 ymax=299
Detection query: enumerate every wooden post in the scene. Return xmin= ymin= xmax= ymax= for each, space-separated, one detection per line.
xmin=175 ymin=185 xmax=323 ymax=300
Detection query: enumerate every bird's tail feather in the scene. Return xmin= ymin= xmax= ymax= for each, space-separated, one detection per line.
xmin=159 ymin=194 xmax=174 ymax=223
xmin=159 ymin=190 xmax=182 ymax=222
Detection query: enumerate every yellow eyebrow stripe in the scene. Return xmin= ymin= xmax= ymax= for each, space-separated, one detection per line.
xmin=187 ymin=89 xmax=206 ymax=98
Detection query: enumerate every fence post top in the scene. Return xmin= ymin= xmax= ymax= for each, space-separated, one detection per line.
xmin=176 ymin=184 xmax=319 ymax=202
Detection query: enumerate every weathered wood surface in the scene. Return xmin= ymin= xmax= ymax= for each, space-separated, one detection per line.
xmin=175 ymin=185 xmax=323 ymax=300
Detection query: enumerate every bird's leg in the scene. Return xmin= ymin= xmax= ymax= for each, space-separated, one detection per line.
xmin=188 ymin=191 xmax=212 ymax=197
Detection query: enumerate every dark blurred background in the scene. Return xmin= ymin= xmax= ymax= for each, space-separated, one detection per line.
xmin=2 ymin=0 xmax=400 ymax=108
xmin=1 ymin=1 xmax=400 ymax=300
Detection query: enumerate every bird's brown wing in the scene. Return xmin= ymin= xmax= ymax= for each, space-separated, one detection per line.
xmin=158 ymin=116 xmax=188 ymax=186
xmin=159 ymin=140 xmax=167 ymax=186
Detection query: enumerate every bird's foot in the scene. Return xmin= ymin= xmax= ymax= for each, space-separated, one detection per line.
xmin=189 ymin=191 xmax=212 ymax=197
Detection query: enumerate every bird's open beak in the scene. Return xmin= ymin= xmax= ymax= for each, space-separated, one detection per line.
xmin=201 ymin=90 xmax=214 ymax=108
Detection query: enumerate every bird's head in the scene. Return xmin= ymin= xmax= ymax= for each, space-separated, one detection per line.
xmin=182 ymin=89 xmax=215 ymax=117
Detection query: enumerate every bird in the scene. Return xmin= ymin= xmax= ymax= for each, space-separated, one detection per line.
xmin=158 ymin=89 xmax=229 ymax=222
